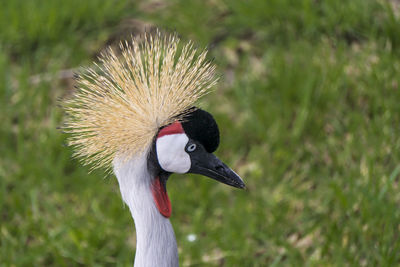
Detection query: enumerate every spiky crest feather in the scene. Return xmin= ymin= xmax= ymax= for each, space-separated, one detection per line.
xmin=63 ymin=31 xmax=217 ymax=171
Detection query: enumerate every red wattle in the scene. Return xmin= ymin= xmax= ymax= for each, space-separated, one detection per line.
xmin=151 ymin=177 xmax=171 ymax=218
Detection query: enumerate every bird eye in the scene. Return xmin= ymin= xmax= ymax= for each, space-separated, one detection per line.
xmin=187 ymin=143 xmax=197 ymax=152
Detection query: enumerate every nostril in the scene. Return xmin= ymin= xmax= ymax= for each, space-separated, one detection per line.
xmin=215 ymin=165 xmax=224 ymax=172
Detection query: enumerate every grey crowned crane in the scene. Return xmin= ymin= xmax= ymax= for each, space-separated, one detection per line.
xmin=63 ymin=31 xmax=245 ymax=266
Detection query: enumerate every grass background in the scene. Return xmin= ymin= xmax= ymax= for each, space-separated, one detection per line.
xmin=1 ymin=0 xmax=400 ymax=265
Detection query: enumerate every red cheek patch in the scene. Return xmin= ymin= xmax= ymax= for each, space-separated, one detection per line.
xmin=157 ymin=121 xmax=184 ymax=138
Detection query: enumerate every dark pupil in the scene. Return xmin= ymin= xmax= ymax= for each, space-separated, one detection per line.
xmin=188 ymin=144 xmax=196 ymax=151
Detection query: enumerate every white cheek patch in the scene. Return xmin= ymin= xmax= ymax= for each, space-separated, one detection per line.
xmin=156 ymin=134 xmax=191 ymax=173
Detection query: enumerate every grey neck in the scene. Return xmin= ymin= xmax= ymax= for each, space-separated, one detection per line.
xmin=113 ymin=152 xmax=179 ymax=267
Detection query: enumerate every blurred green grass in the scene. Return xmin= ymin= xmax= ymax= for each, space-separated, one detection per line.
xmin=1 ymin=0 xmax=400 ymax=266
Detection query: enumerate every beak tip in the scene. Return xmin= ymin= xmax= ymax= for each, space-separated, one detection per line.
xmin=233 ymin=179 xmax=245 ymax=189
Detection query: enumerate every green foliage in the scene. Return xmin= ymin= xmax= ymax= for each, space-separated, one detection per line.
xmin=2 ymin=0 xmax=400 ymax=265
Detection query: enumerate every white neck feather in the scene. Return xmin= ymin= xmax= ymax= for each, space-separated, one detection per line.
xmin=113 ymin=152 xmax=179 ymax=267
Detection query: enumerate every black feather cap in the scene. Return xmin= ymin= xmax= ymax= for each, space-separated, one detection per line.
xmin=181 ymin=108 xmax=220 ymax=153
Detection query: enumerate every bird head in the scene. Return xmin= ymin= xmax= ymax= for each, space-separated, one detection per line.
xmin=63 ymin=31 xmax=245 ymax=218
xmin=153 ymin=108 xmax=244 ymax=189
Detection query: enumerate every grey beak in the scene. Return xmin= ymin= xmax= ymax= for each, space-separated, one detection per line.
xmin=188 ymin=150 xmax=245 ymax=189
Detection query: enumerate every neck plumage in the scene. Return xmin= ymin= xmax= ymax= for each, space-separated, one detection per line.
xmin=113 ymin=152 xmax=179 ymax=267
